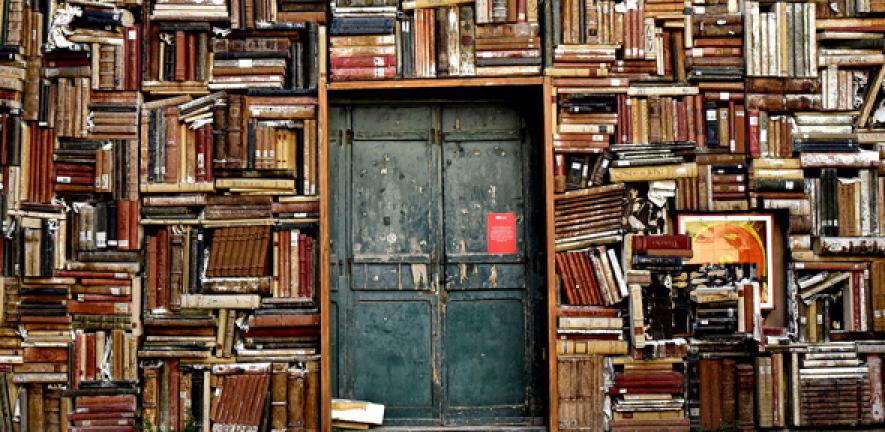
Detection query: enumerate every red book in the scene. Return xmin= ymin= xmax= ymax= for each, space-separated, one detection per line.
xmin=174 ymin=31 xmax=186 ymax=81
xmin=81 ymin=278 xmax=132 ymax=286
xmin=734 ymin=104 xmax=746 ymax=154
xmin=168 ymin=359 xmax=180 ymax=432
xmin=23 ymin=347 xmax=68 ymax=363
xmin=330 ymin=66 xmax=397 ymax=81
xmin=68 ymin=301 xmax=130 ymax=315
xmin=631 ymin=235 xmax=691 ymax=252
xmin=748 ymin=109 xmax=763 ymax=156
xmin=186 ymin=32 xmax=197 ymax=81
xmin=298 ymin=234 xmax=313 ymax=297
xmin=329 ymin=55 xmax=396 ymax=68
xmin=147 ymin=233 xmax=158 ymax=311
xmin=68 ymin=412 xmax=137 ymax=421
xmin=85 ymin=333 xmax=96 ymax=379
xmin=204 ymin=123 xmax=214 ymax=181
xmin=116 ymin=200 xmax=130 ymax=250
xmin=76 ymin=395 xmax=137 ymax=407
xmin=73 ymin=332 xmax=82 ymax=388
xmin=279 ymin=230 xmax=289 ymax=298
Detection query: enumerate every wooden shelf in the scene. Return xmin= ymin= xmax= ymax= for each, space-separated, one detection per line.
xmin=327 ymin=76 xmax=544 ymax=91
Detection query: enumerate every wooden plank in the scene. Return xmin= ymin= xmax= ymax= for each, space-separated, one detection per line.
xmin=543 ymin=76 xmax=559 ymax=432
xmin=319 ymin=77 xmax=332 ymax=432
xmin=327 ymin=76 xmax=543 ymax=90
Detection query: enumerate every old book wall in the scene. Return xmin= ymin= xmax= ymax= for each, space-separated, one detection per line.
xmin=328 ymin=0 xmax=541 ymax=80
xmin=139 ymin=0 xmax=325 ymax=428
xmin=0 ymin=0 xmax=326 ymax=428
xmin=548 ymin=0 xmax=885 ymax=431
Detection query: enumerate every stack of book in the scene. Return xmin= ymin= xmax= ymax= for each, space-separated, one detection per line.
xmin=554 ymin=93 xmax=618 ymax=152
xmin=69 ymin=394 xmax=138 ymax=432
xmin=555 ymin=247 xmax=627 ymax=306
xmin=794 ymin=343 xmax=874 ymax=427
xmin=330 ymin=14 xmax=395 ymax=80
xmin=552 ymin=184 xmax=625 ymax=250
xmin=609 ymin=358 xmax=689 ymax=431
xmin=211 ymin=31 xmax=322 ymax=90
xmin=474 ymin=22 xmax=542 ymax=76
xmin=695 ymin=153 xmax=749 ymax=211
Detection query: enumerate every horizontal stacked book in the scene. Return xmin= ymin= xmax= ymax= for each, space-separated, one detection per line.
xmin=329 ymin=0 xmax=540 ymax=80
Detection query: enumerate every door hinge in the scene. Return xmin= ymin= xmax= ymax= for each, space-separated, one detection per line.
xmin=431 ymin=128 xmax=442 ymax=145
xmin=345 ymin=128 xmax=354 ymax=144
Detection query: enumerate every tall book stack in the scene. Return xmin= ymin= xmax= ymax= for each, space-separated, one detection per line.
xmin=0 ymin=0 xmax=328 ymax=427
xmin=135 ymin=0 xmax=326 ymax=428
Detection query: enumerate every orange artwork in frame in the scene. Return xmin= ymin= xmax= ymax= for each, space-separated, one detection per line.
xmin=677 ymin=213 xmax=775 ymax=309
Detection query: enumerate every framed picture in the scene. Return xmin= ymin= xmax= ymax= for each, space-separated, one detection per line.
xmin=676 ymin=213 xmax=775 ymax=309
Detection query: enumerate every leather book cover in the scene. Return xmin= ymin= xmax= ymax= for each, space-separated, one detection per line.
xmin=168 ymin=359 xmax=180 ymax=432
xmin=734 ymin=104 xmax=746 ymax=154
xmin=721 ymin=359 xmax=736 ymax=424
xmin=287 ymin=368 xmax=306 ymax=429
xmin=164 ymin=106 xmax=179 ymax=183
xmin=304 ymin=361 xmax=320 ymax=430
xmin=116 ymin=200 xmax=130 ymax=250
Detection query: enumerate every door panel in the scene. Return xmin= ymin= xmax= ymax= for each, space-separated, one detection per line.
xmin=350 ymin=139 xmax=436 ymax=292
xmin=332 ymin=103 xmax=541 ymax=426
xmin=350 ymin=298 xmax=436 ymax=418
xmin=445 ymin=296 xmax=527 ymax=407
xmin=440 ymin=106 xmax=532 ymax=422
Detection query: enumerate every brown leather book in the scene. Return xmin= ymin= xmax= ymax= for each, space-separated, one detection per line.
xmin=733 ymin=104 xmax=746 ymax=154
xmin=837 ymin=178 xmax=861 ymax=237
xmin=271 ymin=364 xmax=288 ymax=430
xmin=116 ymin=200 xmax=130 ymax=251
xmin=721 ymin=359 xmax=736 ymax=424
xmin=305 ymin=360 xmax=320 ymax=431
xmin=874 ymin=262 xmax=885 ymax=331
xmin=157 ymin=227 xmax=169 ymax=310
xmin=174 ymin=31 xmax=186 ymax=81
xmin=23 ymin=347 xmax=68 ymax=363
xmin=287 ymin=367 xmax=306 ymax=429
xmin=226 ymin=95 xmax=244 ymax=169
xmin=165 ymin=106 xmax=180 ymax=183
xmin=746 ymin=94 xmax=822 ymax=111
xmin=737 ymin=364 xmax=755 ymax=430
xmin=168 ymin=359 xmax=180 ymax=432
xmin=28 ymin=384 xmax=45 ymax=431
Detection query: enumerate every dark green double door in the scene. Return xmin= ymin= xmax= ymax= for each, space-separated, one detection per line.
xmin=330 ymin=102 xmax=544 ymax=426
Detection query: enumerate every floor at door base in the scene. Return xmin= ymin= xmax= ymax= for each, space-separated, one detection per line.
xmin=368 ymin=426 xmax=548 ymax=432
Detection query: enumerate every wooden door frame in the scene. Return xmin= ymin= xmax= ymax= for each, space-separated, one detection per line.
xmin=323 ymin=86 xmax=548 ymax=429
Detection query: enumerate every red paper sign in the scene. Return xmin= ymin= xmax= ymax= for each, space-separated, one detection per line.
xmin=487 ymin=213 xmax=517 ymax=254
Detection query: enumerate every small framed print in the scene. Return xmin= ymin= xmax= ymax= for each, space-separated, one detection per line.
xmin=677 ymin=213 xmax=775 ymax=309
